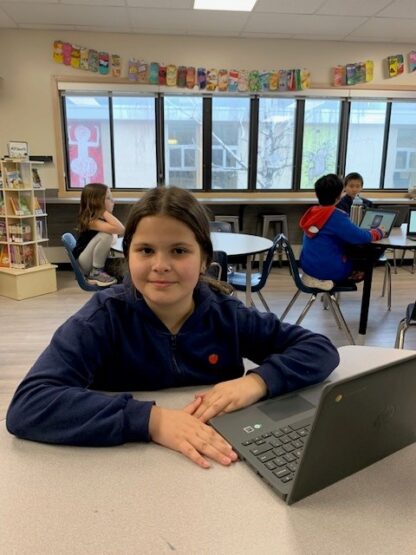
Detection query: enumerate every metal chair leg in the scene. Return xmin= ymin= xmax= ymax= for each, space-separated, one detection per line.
xmin=257 ymin=291 xmax=271 ymax=312
xmin=328 ymin=295 xmax=356 ymax=345
xmin=381 ymin=261 xmax=392 ymax=310
xmin=324 ymin=293 xmax=343 ymax=329
xmin=295 ymin=294 xmax=318 ymax=325
xmin=395 ymin=319 xmax=408 ymax=349
xmin=280 ymin=290 xmax=301 ymax=321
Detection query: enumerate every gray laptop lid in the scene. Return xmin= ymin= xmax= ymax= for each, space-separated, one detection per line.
xmin=359 ymin=209 xmax=397 ymax=237
xmin=210 ymin=353 xmax=416 ymax=505
xmin=407 ymin=208 xmax=416 ymax=237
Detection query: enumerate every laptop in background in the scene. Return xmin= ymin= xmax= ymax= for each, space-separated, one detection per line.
xmin=210 ymin=353 xmax=416 ymax=505
xmin=407 ymin=208 xmax=416 ymax=240
xmin=359 ymin=208 xmax=397 ymax=237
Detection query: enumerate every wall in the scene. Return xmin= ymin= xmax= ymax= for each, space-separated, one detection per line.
xmin=1 ymin=29 xmax=416 ymax=190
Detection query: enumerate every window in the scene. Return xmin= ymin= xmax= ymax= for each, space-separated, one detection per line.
xmin=300 ymin=99 xmax=341 ymax=190
xmin=211 ymin=97 xmax=250 ymax=190
xmin=63 ymin=96 xmax=112 ymax=188
xmin=60 ymin=87 xmax=416 ymax=193
xmin=164 ymin=96 xmax=203 ymax=190
xmin=257 ymin=98 xmax=296 ymax=189
xmin=345 ymin=100 xmax=387 ymax=188
xmin=113 ymin=96 xmax=157 ymax=189
xmin=385 ymin=101 xmax=416 ymax=190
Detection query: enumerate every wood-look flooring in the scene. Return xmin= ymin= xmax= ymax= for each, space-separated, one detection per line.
xmin=1 ymin=266 xmax=415 ymax=420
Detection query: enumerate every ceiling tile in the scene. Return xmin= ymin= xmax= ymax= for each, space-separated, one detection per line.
xmin=0 ymin=3 xmax=131 ymax=26
xmin=317 ymin=0 xmax=392 ymax=17
xmin=0 ymin=6 xmax=17 ymax=26
xmin=253 ymin=0 xmax=324 ymax=14
xmin=347 ymin=16 xmax=416 ymax=42
xmin=244 ymin=13 xmax=367 ymax=36
xmin=127 ymin=0 xmax=192 ymax=7
xmin=377 ymin=0 xmax=416 ymax=18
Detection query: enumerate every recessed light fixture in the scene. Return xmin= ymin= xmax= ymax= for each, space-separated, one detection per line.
xmin=194 ymin=0 xmax=257 ymax=12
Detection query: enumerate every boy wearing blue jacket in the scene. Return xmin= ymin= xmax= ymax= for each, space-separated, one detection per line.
xmin=300 ymin=174 xmax=383 ymax=286
xmin=7 ymin=186 xmax=339 ymax=470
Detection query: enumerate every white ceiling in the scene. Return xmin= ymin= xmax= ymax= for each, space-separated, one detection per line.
xmin=0 ymin=0 xmax=415 ymax=43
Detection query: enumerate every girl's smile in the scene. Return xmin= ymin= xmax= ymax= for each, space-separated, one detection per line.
xmin=128 ymin=214 xmax=206 ymax=333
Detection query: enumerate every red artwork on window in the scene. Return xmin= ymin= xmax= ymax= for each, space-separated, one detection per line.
xmin=68 ymin=123 xmax=104 ymax=187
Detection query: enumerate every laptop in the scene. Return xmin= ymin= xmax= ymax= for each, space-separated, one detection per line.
xmin=407 ymin=208 xmax=416 ymax=240
xmin=210 ymin=353 xmax=416 ymax=505
xmin=359 ymin=208 xmax=397 ymax=237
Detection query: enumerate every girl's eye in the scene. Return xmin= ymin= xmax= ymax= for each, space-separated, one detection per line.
xmin=173 ymin=247 xmax=187 ymax=255
xmin=138 ymin=247 xmax=153 ymax=255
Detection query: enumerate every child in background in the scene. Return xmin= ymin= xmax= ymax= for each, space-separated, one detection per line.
xmin=6 ymin=186 xmax=339 ymax=470
xmin=336 ymin=172 xmax=373 ymax=215
xmin=73 ymin=183 xmax=125 ymax=286
xmin=300 ymin=174 xmax=383 ymax=289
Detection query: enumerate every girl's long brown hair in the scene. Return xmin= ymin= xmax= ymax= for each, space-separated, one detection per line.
xmin=123 ymin=186 xmax=232 ymax=295
xmin=77 ymin=183 xmax=108 ymax=232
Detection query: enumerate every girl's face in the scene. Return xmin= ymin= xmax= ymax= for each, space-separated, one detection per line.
xmin=128 ymin=215 xmax=206 ymax=321
xmin=105 ymin=189 xmax=114 ymax=213
xmin=345 ymin=179 xmax=363 ymax=198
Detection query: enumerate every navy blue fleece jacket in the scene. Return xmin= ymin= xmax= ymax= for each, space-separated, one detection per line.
xmin=6 ymin=282 xmax=339 ymax=446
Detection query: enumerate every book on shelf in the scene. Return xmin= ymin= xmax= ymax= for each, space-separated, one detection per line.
xmin=0 ymin=194 xmax=5 ymax=216
xmin=33 ymin=196 xmax=43 ymax=215
xmin=0 ymin=244 xmax=10 ymax=267
xmin=0 ymin=220 xmax=7 ymax=241
xmin=19 ymin=195 xmax=32 ymax=215
xmin=36 ymin=219 xmax=43 ymax=239
xmin=32 ymin=168 xmax=42 ymax=188
xmin=9 ymin=196 xmax=24 ymax=216
xmin=5 ymin=169 xmax=23 ymax=189
xmin=38 ymin=244 xmax=49 ymax=265
xmin=10 ymin=244 xmax=35 ymax=269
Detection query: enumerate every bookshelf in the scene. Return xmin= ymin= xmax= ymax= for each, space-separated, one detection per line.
xmin=0 ymin=158 xmax=57 ymax=300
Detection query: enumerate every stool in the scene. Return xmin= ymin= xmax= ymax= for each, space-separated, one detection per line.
xmin=259 ymin=214 xmax=289 ymax=266
xmin=215 ymin=215 xmax=240 ymax=233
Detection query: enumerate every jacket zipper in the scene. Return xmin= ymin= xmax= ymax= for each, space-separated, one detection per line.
xmin=171 ymin=335 xmax=183 ymax=376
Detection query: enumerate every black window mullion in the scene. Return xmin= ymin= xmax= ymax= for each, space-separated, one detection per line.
xmin=293 ymin=99 xmax=305 ymax=190
xmin=337 ymin=99 xmax=351 ymax=177
xmin=203 ymin=96 xmax=212 ymax=190
xmin=248 ymin=96 xmax=259 ymax=191
xmin=109 ymin=97 xmax=116 ymax=188
xmin=61 ymin=95 xmax=71 ymax=190
xmin=379 ymin=101 xmax=392 ymax=189
xmin=155 ymin=94 xmax=165 ymax=186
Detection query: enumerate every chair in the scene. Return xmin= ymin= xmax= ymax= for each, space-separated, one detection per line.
xmin=206 ymin=250 xmax=228 ymax=282
xmin=209 ymin=221 xmax=232 ymax=233
xmin=395 ymin=302 xmax=416 ymax=348
xmin=258 ymin=213 xmax=289 ymax=266
xmin=227 ymin=234 xmax=280 ymax=312
xmin=278 ymin=235 xmax=357 ymax=345
xmin=382 ymin=205 xmax=409 ymax=274
xmin=214 ymin=215 xmax=240 ymax=233
xmin=61 ymin=232 xmax=107 ymax=292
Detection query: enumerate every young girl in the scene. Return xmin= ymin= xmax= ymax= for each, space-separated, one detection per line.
xmin=6 ymin=187 xmax=339 ymax=469
xmin=73 ymin=182 xmax=125 ymax=286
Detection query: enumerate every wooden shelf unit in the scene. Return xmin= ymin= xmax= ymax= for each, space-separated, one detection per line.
xmin=0 ymin=158 xmax=57 ymax=300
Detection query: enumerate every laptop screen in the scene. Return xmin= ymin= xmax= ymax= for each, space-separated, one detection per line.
xmin=359 ymin=209 xmax=397 ymax=237
xmin=408 ymin=208 xmax=416 ymax=236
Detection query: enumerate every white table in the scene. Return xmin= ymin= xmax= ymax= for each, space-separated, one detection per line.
xmin=113 ymin=233 xmax=273 ymax=306
xmin=1 ymin=346 xmax=416 ymax=554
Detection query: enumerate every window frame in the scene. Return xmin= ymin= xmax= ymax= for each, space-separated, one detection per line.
xmin=55 ymin=77 xmax=416 ymax=196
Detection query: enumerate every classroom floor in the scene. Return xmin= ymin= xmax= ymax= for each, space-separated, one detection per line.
xmin=1 ymin=265 xmax=415 ymax=421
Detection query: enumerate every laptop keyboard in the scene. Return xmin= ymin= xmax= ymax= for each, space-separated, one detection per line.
xmin=241 ymin=418 xmax=311 ymax=484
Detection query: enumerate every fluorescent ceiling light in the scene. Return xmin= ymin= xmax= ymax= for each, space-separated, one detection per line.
xmin=194 ymin=0 xmax=257 ymax=11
